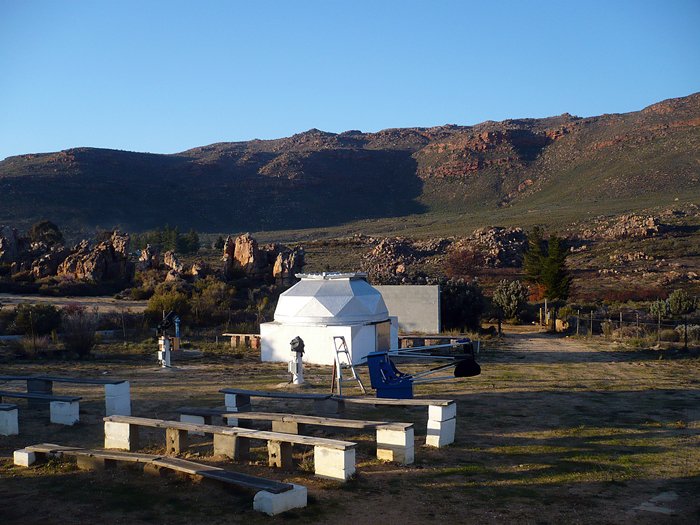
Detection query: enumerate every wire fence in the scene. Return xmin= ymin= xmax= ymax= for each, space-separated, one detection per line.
xmin=566 ymin=312 xmax=700 ymax=345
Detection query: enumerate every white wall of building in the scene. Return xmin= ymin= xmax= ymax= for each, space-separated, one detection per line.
xmin=260 ymin=320 xmax=398 ymax=366
xmin=374 ymin=285 xmax=441 ymax=333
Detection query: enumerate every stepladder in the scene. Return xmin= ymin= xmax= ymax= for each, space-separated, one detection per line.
xmin=331 ymin=336 xmax=366 ymax=395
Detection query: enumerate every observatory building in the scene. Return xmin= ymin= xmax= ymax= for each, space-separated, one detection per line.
xmin=260 ymin=273 xmax=398 ymax=365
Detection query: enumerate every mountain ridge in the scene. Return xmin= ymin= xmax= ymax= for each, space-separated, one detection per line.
xmin=1 ymin=92 xmax=698 ymax=236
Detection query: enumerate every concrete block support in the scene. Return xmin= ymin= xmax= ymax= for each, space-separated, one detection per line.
xmin=271 ymin=420 xmax=305 ymax=435
xmin=104 ymin=421 xmax=140 ymax=451
xmin=13 ymin=449 xmax=36 ymax=467
xmin=213 ymin=434 xmax=250 ymax=461
xmin=426 ymin=416 xmax=456 ymax=448
xmin=104 ymin=382 xmax=131 ymax=416
xmin=268 ymin=441 xmax=294 ymax=470
xmin=224 ymin=393 xmax=251 ymax=412
xmin=166 ymin=428 xmax=188 ymax=455
xmin=253 ymin=484 xmax=308 ymax=515
xmin=49 ymin=400 xmax=79 ymax=426
xmin=180 ymin=414 xmax=207 ymax=436
xmin=313 ymin=446 xmax=355 ymax=481
xmin=0 ymin=405 xmax=19 ymax=436
xmin=376 ymin=426 xmax=414 ymax=464
xmin=428 ymin=403 xmax=456 ymax=422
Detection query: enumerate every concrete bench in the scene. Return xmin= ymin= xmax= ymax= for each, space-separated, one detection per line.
xmin=178 ymin=406 xmax=415 ymax=464
xmin=0 ymin=403 xmax=19 ymax=435
xmin=219 ymin=388 xmax=337 ymax=414
xmin=29 ymin=376 xmax=131 ymax=416
xmin=0 ymin=391 xmax=81 ymax=425
xmin=104 ymin=415 xmax=357 ymax=481
xmin=0 ymin=374 xmax=130 ymax=415
xmin=333 ymin=396 xmax=457 ymax=447
xmin=14 ymin=443 xmax=306 ymax=516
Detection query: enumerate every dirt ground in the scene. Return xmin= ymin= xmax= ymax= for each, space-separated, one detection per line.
xmin=1 ymin=328 xmax=699 ymax=524
xmin=0 ymin=293 xmax=147 ymax=313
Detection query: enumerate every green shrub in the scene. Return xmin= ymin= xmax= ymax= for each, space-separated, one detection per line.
xmin=493 ymin=279 xmax=529 ymax=320
xmin=668 ymin=289 xmax=697 ymax=317
xmin=12 ymin=304 xmax=62 ymax=335
xmin=144 ymin=282 xmax=191 ymax=322
xmin=440 ymin=279 xmax=485 ymax=332
xmin=659 ymin=329 xmax=680 ymax=342
xmin=675 ymin=324 xmax=700 ymax=343
xmin=61 ymin=305 xmax=98 ymax=358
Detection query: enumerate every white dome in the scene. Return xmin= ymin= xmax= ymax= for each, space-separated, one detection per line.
xmin=274 ymin=273 xmax=389 ymax=326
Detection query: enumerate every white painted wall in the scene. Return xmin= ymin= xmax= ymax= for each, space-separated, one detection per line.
xmin=260 ymin=320 xmax=399 ymax=365
xmin=374 ymin=285 xmax=440 ymax=333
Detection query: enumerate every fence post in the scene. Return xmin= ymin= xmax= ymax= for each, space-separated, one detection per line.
xmin=576 ymin=310 xmax=580 ymax=336
xmin=657 ymin=311 xmax=661 ymax=344
xmin=589 ymin=311 xmax=593 ymax=338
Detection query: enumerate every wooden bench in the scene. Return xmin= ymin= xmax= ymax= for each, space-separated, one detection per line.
xmin=333 ymin=396 xmax=457 ymax=447
xmin=13 ymin=443 xmax=306 ymax=515
xmin=29 ymin=376 xmax=131 ymax=416
xmin=0 ymin=374 xmax=130 ymax=416
xmin=219 ymin=388 xmax=337 ymax=413
xmin=178 ymin=406 xmax=415 ymax=464
xmin=104 ymin=415 xmax=357 ymax=481
xmin=0 ymin=391 xmax=81 ymax=425
xmin=218 ymin=388 xmax=456 ymax=447
xmin=0 ymin=403 xmax=18 ymax=435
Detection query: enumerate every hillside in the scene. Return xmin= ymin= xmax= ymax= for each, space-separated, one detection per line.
xmin=1 ymin=93 xmax=698 ymax=237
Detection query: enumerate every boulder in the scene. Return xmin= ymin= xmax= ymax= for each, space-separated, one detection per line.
xmin=31 ymin=245 xmax=69 ymax=278
xmin=190 ymin=261 xmax=207 ymax=279
xmin=111 ymin=231 xmax=130 ymax=256
xmin=137 ymin=244 xmax=159 ymax=271
xmin=272 ymin=247 xmax=305 ymax=284
xmin=163 ymin=250 xmax=184 ymax=273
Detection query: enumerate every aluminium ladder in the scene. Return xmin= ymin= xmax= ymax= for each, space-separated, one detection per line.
xmin=330 ymin=336 xmax=366 ymax=395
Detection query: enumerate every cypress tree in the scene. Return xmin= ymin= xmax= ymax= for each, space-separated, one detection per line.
xmin=523 ymin=226 xmax=545 ymax=283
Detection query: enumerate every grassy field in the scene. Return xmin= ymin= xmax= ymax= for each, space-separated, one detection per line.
xmin=0 ymin=328 xmax=698 ymax=524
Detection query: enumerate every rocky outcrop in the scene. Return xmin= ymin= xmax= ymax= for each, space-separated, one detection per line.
xmin=58 ymin=235 xmax=134 ymax=282
xmin=31 ymin=245 xmax=69 ymax=278
xmin=466 ymin=227 xmax=527 ymax=267
xmin=189 ymin=261 xmax=207 ymax=278
xmin=137 ymin=244 xmax=159 ymax=271
xmin=163 ymin=250 xmax=184 ymax=273
xmin=222 ymin=233 xmax=304 ymax=282
xmin=581 ymin=214 xmax=663 ymax=240
xmin=360 ymin=227 xmax=528 ymax=283
xmin=272 ymin=247 xmax=305 ymax=284
xmin=361 ymin=237 xmax=451 ymax=281
xmin=110 ymin=231 xmax=130 ymax=256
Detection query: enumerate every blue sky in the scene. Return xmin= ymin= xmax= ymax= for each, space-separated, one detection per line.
xmin=0 ymin=0 xmax=698 ymax=160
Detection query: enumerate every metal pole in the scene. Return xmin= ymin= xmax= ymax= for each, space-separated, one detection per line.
xmin=576 ymin=310 xmax=580 ymax=336
xmin=590 ymin=311 xmax=593 ymax=338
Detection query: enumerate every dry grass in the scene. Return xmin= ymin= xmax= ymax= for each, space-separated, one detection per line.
xmin=1 ymin=328 xmax=699 ymax=524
